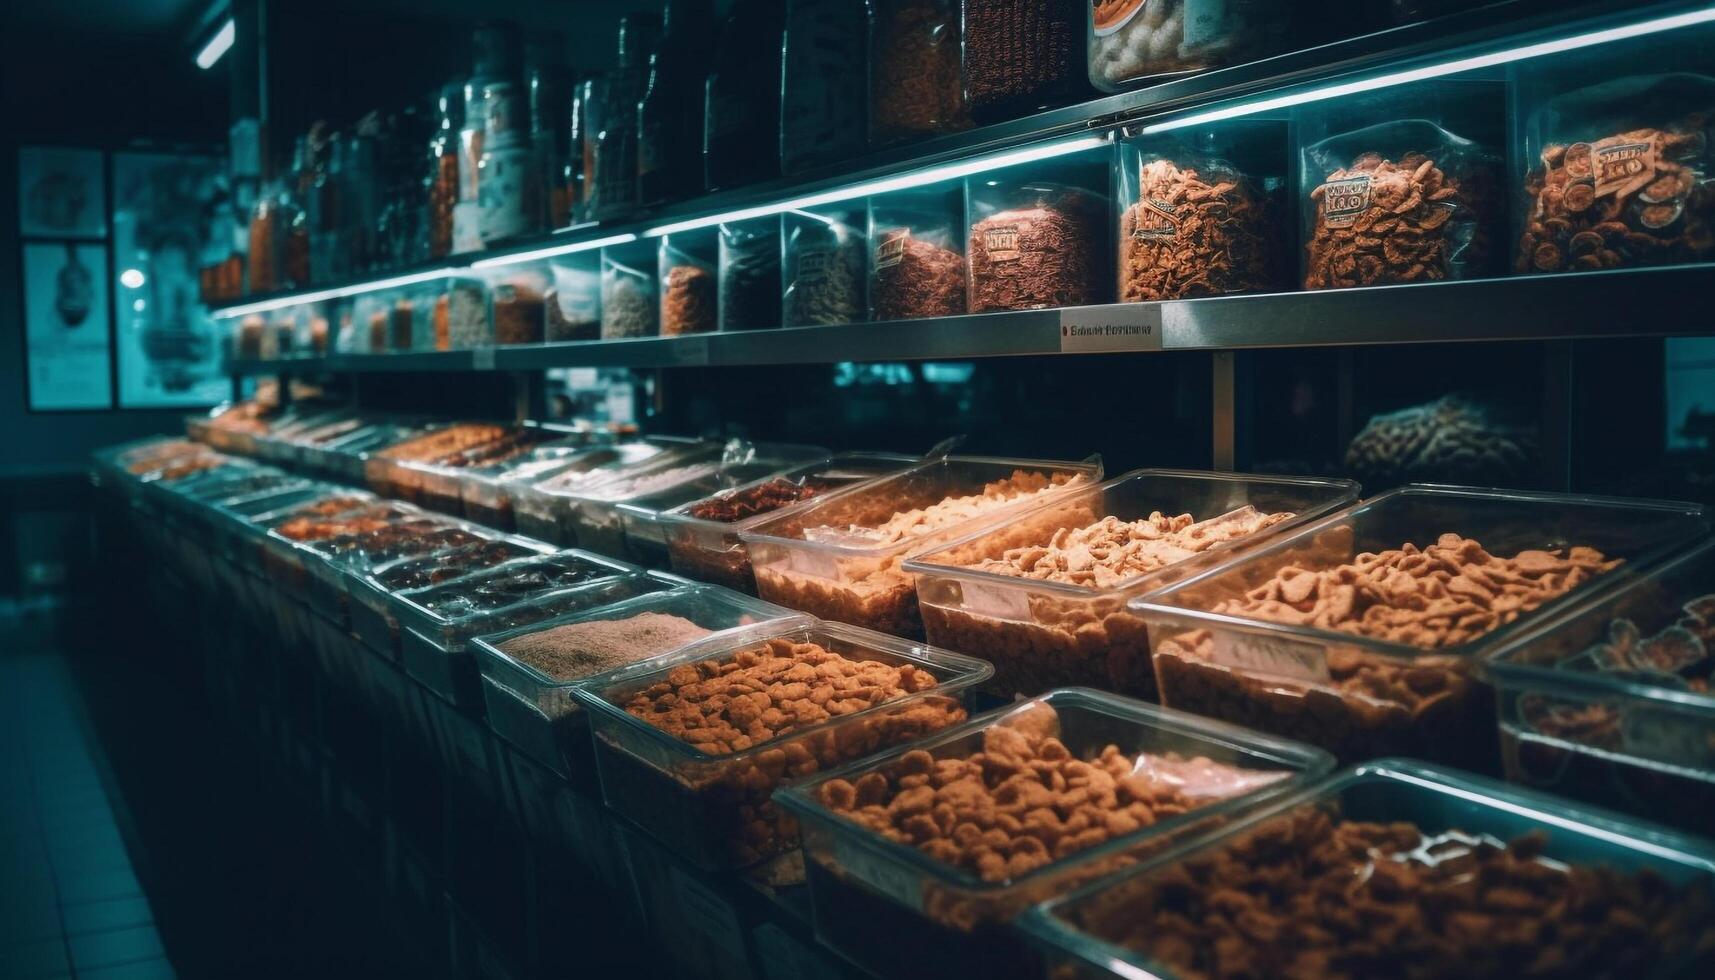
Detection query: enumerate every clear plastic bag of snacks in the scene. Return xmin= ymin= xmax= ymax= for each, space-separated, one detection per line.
xmin=1302 ymin=118 xmax=1501 ymax=289
xmin=1516 ymin=73 xmax=1715 ymax=276
xmin=1118 ymin=121 xmax=1287 ymax=300
xmin=784 ymin=207 xmax=867 ymax=327
xmin=870 ymin=186 xmax=967 ymax=321
xmin=601 ymin=243 xmax=659 ymax=339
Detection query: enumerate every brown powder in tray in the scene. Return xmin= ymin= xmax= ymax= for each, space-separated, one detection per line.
xmin=500 ymin=611 xmax=712 ymax=682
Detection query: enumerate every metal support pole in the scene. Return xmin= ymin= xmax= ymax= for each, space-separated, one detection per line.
xmin=1212 ymin=351 xmax=1236 ymax=471
xmin=1540 ymin=341 xmax=1574 ymax=491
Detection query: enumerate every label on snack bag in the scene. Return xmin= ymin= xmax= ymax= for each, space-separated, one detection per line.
xmin=833 ymin=834 xmax=922 ymax=909
xmin=874 ymin=231 xmax=908 ymax=270
xmin=1321 ymin=174 xmax=1372 ymax=229
xmin=1093 ymin=0 xmax=1148 ymax=36
xmin=796 ymin=247 xmax=833 ymax=284
xmin=1593 ymin=138 xmax=1655 ymax=199
xmin=1208 ymin=630 xmax=1331 ymax=684
xmin=1133 ymin=198 xmax=1182 ymax=239
xmin=982 ymin=224 xmax=1021 ymax=262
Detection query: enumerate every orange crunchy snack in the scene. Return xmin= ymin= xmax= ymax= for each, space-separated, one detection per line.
xmin=599 ymin=637 xmax=969 ymax=866
xmin=1153 ymin=534 xmax=1622 ymax=764
xmin=816 ymin=704 xmax=1278 ymax=883
xmin=754 ymin=470 xmax=1082 ymax=637
xmin=624 ymin=637 xmax=945 ymax=753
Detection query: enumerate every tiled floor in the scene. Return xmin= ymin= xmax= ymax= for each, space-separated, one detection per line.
xmin=1 ymin=647 xmax=172 ymax=980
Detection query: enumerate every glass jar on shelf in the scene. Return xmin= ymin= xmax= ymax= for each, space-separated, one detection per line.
xmin=781 ymin=0 xmax=869 ymax=175
xmin=1088 ymin=1 xmax=1295 ymax=93
xmin=868 ymin=0 xmax=969 ymax=146
xmin=488 ymin=265 xmax=549 ymax=345
xmin=705 ymin=0 xmax=786 ymax=191
xmin=962 ymin=0 xmax=1087 ymax=123
xmin=591 ymin=13 xmax=661 ymax=222
xmin=454 ymin=79 xmax=486 ymax=253
xmin=639 ymin=0 xmax=717 ymax=207
xmin=548 ymin=252 xmax=602 ymax=342
xmin=530 ymin=61 xmax=574 ymax=230
xmin=429 ymin=83 xmax=462 ymax=258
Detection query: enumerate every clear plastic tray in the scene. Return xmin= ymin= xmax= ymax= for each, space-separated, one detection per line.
xmin=576 ymin=619 xmax=993 ymax=870
xmin=774 ymin=688 xmax=1333 ymax=979
xmin=398 ymin=561 xmax=670 ymax=711
xmin=1486 ymin=537 xmax=1715 ymax=837
xmin=740 ymin=454 xmax=1103 ymax=638
xmin=587 ymin=442 xmax=831 ymax=567
xmin=1022 ymin=759 xmax=1715 ymax=980
xmin=347 ymin=534 xmax=557 ymax=658
xmin=906 ymin=469 xmax=1359 ymax=701
xmin=471 ymin=585 xmax=807 ymax=779
xmin=652 ymin=452 xmax=920 ymax=593
xmin=361 ymin=422 xmax=515 ymax=502
xmin=458 ymin=436 xmax=609 ymax=532
xmin=548 ymin=442 xmax=800 ymax=561
xmin=510 ymin=437 xmax=709 ymax=544
xmin=1131 ymin=485 xmax=1708 ymax=769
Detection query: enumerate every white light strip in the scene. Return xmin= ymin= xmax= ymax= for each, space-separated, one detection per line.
xmin=644 ymin=134 xmax=1113 ymax=237
xmin=1144 ymin=5 xmax=1715 ymax=133
xmin=468 ymin=232 xmax=639 ymax=268
xmin=211 ymin=268 xmax=458 ymax=318
xmin=195 ymin=19 xmax=235 ymax=70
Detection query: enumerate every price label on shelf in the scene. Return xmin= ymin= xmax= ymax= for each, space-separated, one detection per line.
xmin=472 ymin=347 xmax=497 ymax=370
xmin=1059 ymin=305 xmax=1163 ymax=353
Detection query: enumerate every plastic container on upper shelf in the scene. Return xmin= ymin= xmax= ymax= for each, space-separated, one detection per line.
xmin=1022 ymin=759 xmax=1715 ymax=980
xmin=393 ymin=552 xmax=648 ymax=706
xmin=868 ymin=0 xmax=969 ymax=146
xmin=968 ymin=152 xmax=1113 ymax=313
xmin=1514 ymin=68 xmax=1715 ymax=277
xmin=577 ymin=619 xmax=993 ymax=870
xmin=1131 ymin=485 xmax=1708 ymax=771
xmin=1299 ymin=83 xmax=1505 ymax=290
xmin=658 ymin=452 xmax=920 ymax=593
xmin=781 ymin=0 xmax=869 ymax=175
xmin=906 ymin=469 xmax=1360 ymax=701
xmin=601 ymin=241 xmax=659 ymax=339
xmin=565 ymin=441 xmax=829 ymax=564
xmin=775 ymin=689 xmax=1334 ymax=980
xmin=470 ymin=584 xmax=807 ymax=778
xmin=870 ymin=185 xmax=967 ymax=321
xmin=1087 ymin=1 xmax=1294 ymax=93
xmin=386 ymin=285 xmax=436 ymax=352
xmin=347 ymin=533 xmax=557 ymax=658
xmin=546 ymin=252 xmax=601 ymax=342
xmin=704 ymin=0 xmax=786 ymax=191
xmin=509 ymin=437 xmax=710 ymax=544
xmin=718 ymin=217 xmax=782 ymax=331
xmin=962 ymin=1 xmax=1086 ymax=122
xmin=657 ymin=232 xmax=719 ymax=337
xmin=741 ymin=454 xmax=1104 ymax=638
xmin=434 ymin=274 xmax=491 ymax=350
xmin=484 ymin=265 xmax=548 ymax=346
xmin=1485 ymin=537 xmax=1715 ymax=837
xmin=783 ymin=207 xmax=867 ymax=327
xmin=1117 ymin=120 xmax=1289 ymax=301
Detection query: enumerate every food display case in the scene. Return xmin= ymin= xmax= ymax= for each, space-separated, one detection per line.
xmin=775 ymin=689 xmax=1334 ymax=979
xmin=508 ymin=436 xmax=710 ymax=545
xmin=1131 ymin=486 xmax=1708 ymax=769
xmin=655 ymin=452 xmax=921 ymax=593
xmin=470 ymin=585 xmax=806 ymax=779
xmin=1487 ymin=537 xmax=1715 ymax=836
xmin=906 ymin=469 xmax=1359 ymax=700
xmin=1023 ymin=760 xmax=1715 ymax=980
xmin=742 ymin=454 xmax=1103 ymax=638
xmin=576 ymin=619 xmax=991 ymax=870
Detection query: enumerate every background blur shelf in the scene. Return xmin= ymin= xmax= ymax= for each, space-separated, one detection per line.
xmin=225 ymin=263 xmax=1715 ymax=375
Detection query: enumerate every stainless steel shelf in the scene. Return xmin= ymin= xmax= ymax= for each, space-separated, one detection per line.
xmin=223 ymin=264 xmax=1715 ymax=375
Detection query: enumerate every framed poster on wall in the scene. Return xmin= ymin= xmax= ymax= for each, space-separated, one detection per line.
xmin=23 ymin=240 xmax=114 ymax=410
xmin=17 ymin=146 xmax=107 ymax=239
xmin=111 ymin=151 xmax=230 ymax=407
